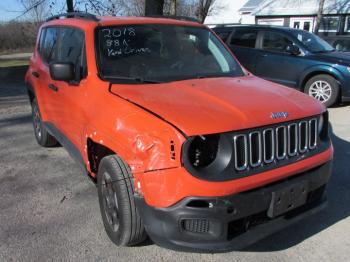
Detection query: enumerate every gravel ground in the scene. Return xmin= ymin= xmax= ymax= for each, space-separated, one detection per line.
xmin=0 ymin=80 xmax=349 ymax=262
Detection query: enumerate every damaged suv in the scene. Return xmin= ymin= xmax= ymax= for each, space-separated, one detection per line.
xmin=25 ymin=12 xmax=333 ymax=252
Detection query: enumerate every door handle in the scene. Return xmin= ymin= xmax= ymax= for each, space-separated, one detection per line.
xmin=48 ymin=84 xmax=58 ymax=92
xmin=260 ymin=54 xmax=268 ymax=57
xmin=32 ymin=71 xmax=40 ymax=78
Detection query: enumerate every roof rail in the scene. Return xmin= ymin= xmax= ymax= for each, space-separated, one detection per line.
xmin=46 ymin=12 xmax=99 ymax=22
xmin=147 ymin=15 xmax=200 ymax=23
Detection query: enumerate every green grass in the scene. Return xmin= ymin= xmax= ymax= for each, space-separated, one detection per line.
xmin=0 ymin=59 xmax=29 ymax=68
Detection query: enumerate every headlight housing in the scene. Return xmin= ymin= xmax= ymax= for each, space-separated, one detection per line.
xmin=183 ymin=134 xmax=232 ymax=179
xmin=318 ymin=111 xmax=329 ymax=141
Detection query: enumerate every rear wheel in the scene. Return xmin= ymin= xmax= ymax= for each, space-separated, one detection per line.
xmin=304 ymin=74 xmax=339 ymax=107
xmin=97 ymin=155 xmax=146 ymax=246
xmin=31 ymin=98 xmax=57 ymax=147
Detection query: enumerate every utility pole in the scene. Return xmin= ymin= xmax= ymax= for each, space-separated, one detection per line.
xmin=66 ymin=0 xmax=74 ymax=12
xmin=314 ymin=0 xmax=326 ymax=34
xmin=145 ymin=0 xmax=164 ymax=16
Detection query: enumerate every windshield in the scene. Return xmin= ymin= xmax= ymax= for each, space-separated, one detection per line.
xmin=96 ymin=24 xmax=244 ymax=83
xmin=290 ymin=30 xmax=334 ymax=53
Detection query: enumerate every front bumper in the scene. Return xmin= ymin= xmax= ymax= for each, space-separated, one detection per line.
xmin=135 ymin=161 xmax=332 ymax=252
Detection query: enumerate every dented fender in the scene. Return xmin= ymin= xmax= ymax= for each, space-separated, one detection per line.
xmin=83 ymin=96 xmax=186 ymax=176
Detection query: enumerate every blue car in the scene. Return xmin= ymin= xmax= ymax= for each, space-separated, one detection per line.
xmin=213 ymin=25 xmax=350 ymax=107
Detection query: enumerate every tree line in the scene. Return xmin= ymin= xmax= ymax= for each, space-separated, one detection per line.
xmin=0 ymin=0 xmax=218 ymax=53
xmin=10 ymin=0 xmax=217 ymax=23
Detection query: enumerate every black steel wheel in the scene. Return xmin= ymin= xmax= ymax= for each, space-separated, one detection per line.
xmin=97 ymin=155 xmax=146 ymax=246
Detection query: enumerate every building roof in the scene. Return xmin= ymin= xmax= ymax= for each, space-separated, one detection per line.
xmin=255 ymin=0 xmax=350 ymax=16
xmin=239 ymin=0 xmax=266 ymax=12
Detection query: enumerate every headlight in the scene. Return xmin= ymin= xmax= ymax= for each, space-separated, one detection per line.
xmin=183 ymin=134 xmax=232 ymax=178
xmin=318 ymin=114 xmax=324 ymax=135
xmin=188 ymin=135 xmax=219 ymax=168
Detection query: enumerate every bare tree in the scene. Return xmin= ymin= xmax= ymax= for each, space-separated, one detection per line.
xmin=196 ymin=0 xmax=216 ymax=23
xmin=17 ymin=0 xmax=50 ymax=23
xmin=314 ymin=0 xmax=326 ymax=34
xmin=164 ymin=0 xmax=177 ymax=15
xmin=177 ymin=0 xmax=197 ymax=17
xmin=116 ymin=0 xmax=145 ymax=16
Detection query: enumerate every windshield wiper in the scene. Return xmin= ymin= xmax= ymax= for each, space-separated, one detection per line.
xmin=105 ymin=75 xmax=163 ymax=84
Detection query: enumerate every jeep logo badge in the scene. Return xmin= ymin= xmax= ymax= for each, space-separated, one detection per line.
xmin=271 ymin=112 xmax=289 ymax=119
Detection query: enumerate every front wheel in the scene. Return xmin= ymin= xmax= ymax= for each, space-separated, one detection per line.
xmin=304 ymin=74 xmax=339 ymax=107
xmin=97 ymin=155 xmax=146 ymax=246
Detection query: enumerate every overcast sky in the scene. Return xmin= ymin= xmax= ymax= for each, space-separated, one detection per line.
xmin=0 ymin=0 xmax=248 ymax=22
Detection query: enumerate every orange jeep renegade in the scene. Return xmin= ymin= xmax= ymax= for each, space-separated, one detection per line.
xmin=25 ymin=12 xmax=333 ymax=252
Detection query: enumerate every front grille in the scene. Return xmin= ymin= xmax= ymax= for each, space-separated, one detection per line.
xmin=233 ymin=118 xmax=318 ymax=171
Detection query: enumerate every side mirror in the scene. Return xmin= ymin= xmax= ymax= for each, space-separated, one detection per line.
xmin=286 ymin=44 xmax=301 ymax=56
xmin=49 ymin=62 xmax=75 ymax=81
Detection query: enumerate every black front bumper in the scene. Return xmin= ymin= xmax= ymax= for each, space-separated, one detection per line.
xmin=135 ymin=161 xmax=332 ymax=252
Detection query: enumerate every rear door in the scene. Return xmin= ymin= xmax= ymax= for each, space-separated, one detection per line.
xmin=254 ymin=30 xmax=307 ymax=87
xmin=227 ymin=28 xmax=259 ymax=73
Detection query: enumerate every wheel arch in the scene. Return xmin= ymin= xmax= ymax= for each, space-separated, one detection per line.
xmin=299 ymin=66 xmax=343 ymax=92
xmin=87 ymin=138 xmax=117 ymax=178
xmin=26 ymin=83 xmax=36 ymax=103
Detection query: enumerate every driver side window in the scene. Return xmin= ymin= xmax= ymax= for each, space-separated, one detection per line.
xmin=262 ymin=31 xmax=294 ymax=53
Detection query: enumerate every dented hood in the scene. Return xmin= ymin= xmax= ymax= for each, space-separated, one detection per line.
xmin=110 ymin=75 xmax=324 ymax=136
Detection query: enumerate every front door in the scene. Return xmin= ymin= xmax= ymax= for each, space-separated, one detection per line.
xmin=36 ymin=27 xmax=60 ymax=123
xmin=255 ymin=30 xmax=307 ymax=88
xmin=53 ymin=27 xmax=88 ymax=151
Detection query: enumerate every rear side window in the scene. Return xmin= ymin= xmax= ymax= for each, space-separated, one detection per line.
xmin=230 ymin=29 xmax=258 ymax=48
xmin=262 ymin=31 xmax=294 ymax=53
xmin=40 ymin=27 xmax=59 ymax=64
xmin=214 ymin=28 xmax=232 ymax=42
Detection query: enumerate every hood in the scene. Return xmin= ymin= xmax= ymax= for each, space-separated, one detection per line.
xmin=309 ymin=51 xmax=350 ymax=66
xmin=110 ymin=75 xmax=324 ymax=136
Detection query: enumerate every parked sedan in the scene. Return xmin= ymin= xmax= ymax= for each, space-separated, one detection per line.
xmin=213 ymin=25 xmax=350 ymax=107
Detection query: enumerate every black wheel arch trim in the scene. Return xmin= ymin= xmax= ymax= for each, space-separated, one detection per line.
xmin=42 ymin=122 xmax=96 ymax=183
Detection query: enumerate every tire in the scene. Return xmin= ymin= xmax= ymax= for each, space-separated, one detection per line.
xmin=97 ymin=155 xmax=146 ymax=246
xmin=304 ymin=74 xmax=339 ymax=107
xmin=31 ymin=98 xmax=57 ymax=147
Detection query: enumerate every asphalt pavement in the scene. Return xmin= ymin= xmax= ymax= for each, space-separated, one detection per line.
xmin=0 ymin=79 xmax=349 ymax=261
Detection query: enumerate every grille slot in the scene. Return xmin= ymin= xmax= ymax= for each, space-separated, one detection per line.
xmin=249 ymin=131 xmax=262 ymax=167
xmin=276 ymin=126 xmax=287 ymax=160
xmin=288 ymin=123 xmax=298 ymax=156
xmin=234 ymin=135 xmax=248 ymax=171
xmin=299 ymin=121 xmax=308 ymax=153
xmin=232 ymin=118 xmax=319 ymax=172
xmin=263 ymin=129 xmax=274 ymax=164
xmin=309 ymin=118 xmax=317 ymax=149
